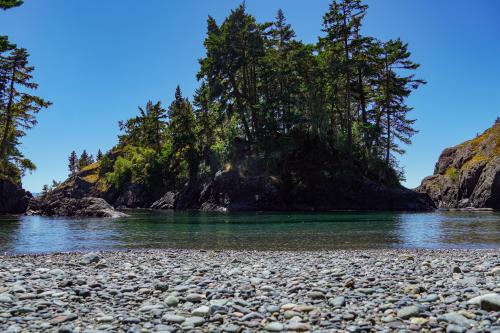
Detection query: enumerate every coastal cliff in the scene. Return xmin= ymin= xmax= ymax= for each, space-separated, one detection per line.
xmin=417 ymin=120 xmax=500 ymax=209
xmin=0 ymin=179 xmax=32 ymax=214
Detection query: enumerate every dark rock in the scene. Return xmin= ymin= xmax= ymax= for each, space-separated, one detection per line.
xmin=27 ymin=194 xmax=127 ymax=218
xmin=174 ymin=169 xmax=433 ymax=212
xmin=110 ymin=183 xmax=148 ymax=208
xmin=0 ymin=180 xmax=32 ymax=214
xmin=176 ymin=170 xmax=286 ymax=211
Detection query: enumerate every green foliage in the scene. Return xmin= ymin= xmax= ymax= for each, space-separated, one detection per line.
xmin=0 ymin=0 xmax=23 ymax=10
xmin=0 ymin=46 xmax=51 ymax=184
xmin=93 ymin=0 xmax=425 ymax=196
xmin=105 ymin=145 xmax=156 ymax=189
xmin=445 ymin=167 xmax=459 ymax=182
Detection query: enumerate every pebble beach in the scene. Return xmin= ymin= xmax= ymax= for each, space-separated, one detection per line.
xmin=0 ymin=249 xmax=499 ymax=333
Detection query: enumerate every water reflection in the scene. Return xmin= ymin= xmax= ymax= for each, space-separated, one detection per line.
xmin=0 ymin=210 xmax=498 ymax=254
xmin=396 ymin=211 xmax=500 ymax=248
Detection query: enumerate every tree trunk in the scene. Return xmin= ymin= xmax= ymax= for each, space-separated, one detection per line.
xmin=342 ymin=6 xmax=352 ymax=159
xmin=0 ymin=60 xmax=16 ymax=161
xmin=384 ymin=55 xmax=391 ymax=166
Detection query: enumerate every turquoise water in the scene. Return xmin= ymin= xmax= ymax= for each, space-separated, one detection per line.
xmin=0 ymin=210 xmax=499 ymax=254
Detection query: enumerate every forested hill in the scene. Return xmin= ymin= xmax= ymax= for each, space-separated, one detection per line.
xmin=36 ymin=1 xmax=435 ymax=212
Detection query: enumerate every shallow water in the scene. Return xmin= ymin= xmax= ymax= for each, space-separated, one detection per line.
xmin=0 ymin=210 xmax=499 ymax=254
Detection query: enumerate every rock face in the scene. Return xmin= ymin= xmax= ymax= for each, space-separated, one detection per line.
xmin=417 ymin=121 xmax=500 ymax=209
xmin=0 ymin=179 xmax=32 ymax=214
xmin=41 ymin=153 xmax=435 ymax=214
xmin=28 ymin=194 xmax=127 ymax=218
xmin=159 ymin=169 xmax=434 ymax=212
xmin=175 ymin=170 xmax=286 ymax=211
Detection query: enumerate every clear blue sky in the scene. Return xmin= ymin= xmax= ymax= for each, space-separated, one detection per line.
xmin=1 ymin=0 xmax=499 ymax=192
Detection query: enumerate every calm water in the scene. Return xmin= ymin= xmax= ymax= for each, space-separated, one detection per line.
xmin=0 ymin=210 xmax=499 ymax=254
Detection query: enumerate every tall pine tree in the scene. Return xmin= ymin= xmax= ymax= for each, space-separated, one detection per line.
xmin=68 ymin=150 xmax=78 ymax=176
xmin=0 ymin=48 xmax=51 ymax=182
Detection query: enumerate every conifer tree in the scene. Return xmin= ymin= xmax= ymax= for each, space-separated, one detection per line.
xmin=0 ymin=0 xmax=23 ymax=10
xmin=168 ymin=86 xmax=198 ymax=178
xmin=0 ymin=48 xmax=51 ymax=181
xmin=41 ymin=184 xmax=49 ymax=194
xmin=119 ymin=101 xmax=167 ymax=153
xmin=96 ymin=149 xmax=103 ymax=160
xmin=68 ymin=150 xmax=78 ymax=176
xmin=78 ymin=150 xmax=90 ymax=170
xmin=320 ymin=0 xmax=367 ymax=156
xmin=373 ymin=39 xmax=425 ymax=165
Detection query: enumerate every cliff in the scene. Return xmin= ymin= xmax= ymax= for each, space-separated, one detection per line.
xmin=417 ymin=121 xmax=500 ymax=209
xmin=0 ymin=179 xmax=32 ymax=214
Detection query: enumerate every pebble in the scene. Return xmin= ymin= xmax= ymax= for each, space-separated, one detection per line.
xmin=81 ymin=252 xmax=100 ymax=264
xmin=192 ymin=305 xmax=210 ymax=317
xmin=162 ymin=314 xmax=185 ymax=324
xmin=442 ymin=312 xmax=475 ymax=328
xmin=397 ymin=305 xmax=421 ymax=319
xmin=164 ymin=295 xmax=179 ymax=307
xmin=446 ymin=324 xmax=465 ymax=333
xmin=265 ymin=322 xmax=284 ymax=331
xmin=0 ymin=249 xmax=497 ymax=332
xmin=221 ymin=323 xmax=240 ymax=332
xmin=185 ymin=293 xmax=203 ymax=302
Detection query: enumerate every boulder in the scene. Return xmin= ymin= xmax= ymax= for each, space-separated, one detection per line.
xmin=0 ymin=180 xmax=32 ymax=214
xmin=150 ymin=191 xmax=177 ymax=209
xmin=27 ymin=194 xmax=127 ymax=218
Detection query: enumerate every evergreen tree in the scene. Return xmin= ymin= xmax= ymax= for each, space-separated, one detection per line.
xmin=320 ymin=0 xmax=368 ymax=156
xmin=0 ymin=48 xmax=51 ymax=182
xmin=78 ymin=150 xmax=90 ymax=170
xmin=68 ymin=150 xmax=78 ymax=176
xmin=197 ymin=4 xmax=266 ymax=145
xmin=41 ymin=183 xmax=49 ymax=194
xmin=119 ymin=101 xmax=167 ymax=153
xmin=193 ymin=82 xmax=218 ymax=170
xmin=96 ymin=149 xmax=103 ymax=160
xmin=373 ymin=39 xmax=425 ymax=165
xmin=51 ymin=179 xmax=60 ymax=189
xmin=168 ymin=86 xmax=198 ymax=178
xmin=0 ymin=0 xmax=23 ymax=10
xmin=99 ymin=0 xmax=426 ymax=192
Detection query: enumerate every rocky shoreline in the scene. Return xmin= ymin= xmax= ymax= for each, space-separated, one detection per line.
xmin=0 ymin=249 xmax=499 ymax=333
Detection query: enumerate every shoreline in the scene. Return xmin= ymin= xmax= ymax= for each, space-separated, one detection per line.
xmin=2 ymin=247 xmax=499 ymax=257
xmin=1 ymin=249 xmax=499 ymax=332
xmin=3 ymin=246 xmax=500 ymax=258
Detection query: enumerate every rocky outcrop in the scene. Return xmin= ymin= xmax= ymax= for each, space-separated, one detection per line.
xmin=0 ymin=179 xmax=32 ymax=214
xmin=175 ymin=170 xmax=286 ymax=212
xmin=43 ymin=154 xmax=435 ymax=213
xmin=28 ymin=194 xmax=127 ymax=218
xmin=154 ymin=169 xmax=434 ymax=212
xmin=417 ymin=121 xmax=500 ymax=209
